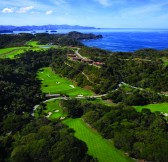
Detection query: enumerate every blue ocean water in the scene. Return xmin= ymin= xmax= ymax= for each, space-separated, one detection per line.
xmin=4 ymin=28 xmax=168 ymax=52
xmin=80 ymin=28 xmax=168 ymax=52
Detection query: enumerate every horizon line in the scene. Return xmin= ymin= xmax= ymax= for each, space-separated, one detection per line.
xmin=0 ymin=24 xmax=168 ymax=30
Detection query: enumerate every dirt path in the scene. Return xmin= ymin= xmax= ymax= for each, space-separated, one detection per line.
xmin=75 ymin=48 xmax=86 ymax=60
xmin=64 ymin=61 xmax=94 ymax=84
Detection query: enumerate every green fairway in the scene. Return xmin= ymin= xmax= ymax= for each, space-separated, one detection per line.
xmin=45 ymin=100 xmax=65 ymax=119
xmin=134 ymin=102 xmax=168 ymax=113
xmin=0 ymin=40 xmax=51 ymax=59
xmin=0 ymin=46 xmax=44 ymax=59
xmin=63 ymin=118 xmax=134 ymax=162
xmin=26 ymin=41 xmax=39 ymax=46
xmin=37 ymin=67 xmax=94 ymax=97
xmin=0 ymin=47 xmax=17 ymax=54
xmin=162 ymin=57 xmax=168 ymax=65
xmin=0 ymin=47 xmax=25 ymax=58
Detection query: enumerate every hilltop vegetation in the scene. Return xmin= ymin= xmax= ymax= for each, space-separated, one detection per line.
xmin=62 ymin=99 xmax=168 ymax=162
xmin=0 ymin=31 xmax=102 ymax=48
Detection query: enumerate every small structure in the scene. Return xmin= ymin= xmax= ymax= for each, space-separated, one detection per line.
xmin=68 ymin=54 xmax=76 ymax=57
xmin=46 ymin=94 xmax=61 ymax=98
xmin=82 ymin=59 xmax=93 ymax=63
xmin=93 ymin=62 xmax=105 ymax=66
xmin=72 ymin=57 xmax=82 ymax=61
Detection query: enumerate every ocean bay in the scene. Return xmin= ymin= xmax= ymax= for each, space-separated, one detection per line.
xmin=81 ymin=28 xmax=168 ymax=52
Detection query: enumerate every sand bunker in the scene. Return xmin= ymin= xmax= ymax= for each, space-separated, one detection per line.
xmin=70 ymin=85 xmax=75 ymax=88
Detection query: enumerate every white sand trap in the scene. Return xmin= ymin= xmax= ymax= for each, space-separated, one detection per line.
xmin=46 ymin=112 xmax=52 ymax=118
xmin=55 ymin=110 xmax=59 ymax=112
xmin=78 ymin=94 xmax=83 ymax=97
xmin=164 ymin=113 xmax=168 ymax=116
xmin=60 ymin=117 xmax=65 ymax=120
xmin=70 ymin=85 xmax=75 ymax=88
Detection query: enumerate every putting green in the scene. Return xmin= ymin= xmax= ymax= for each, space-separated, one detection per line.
xmin=37 ymin=67 xmax=94 ymax=97
xmin=45 ymin=100 xmax=66 ymax=119
xmin=63 ymin=118 xmax=134 ymax=162
xmin=134 ymin=102 xmax=168 ymax=113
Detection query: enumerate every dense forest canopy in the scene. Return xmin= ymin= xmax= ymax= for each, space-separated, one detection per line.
xmin=0 ymin=48 xmax=97 ymax=162
xmin=62 ymin=99 xmax=168 ymax=162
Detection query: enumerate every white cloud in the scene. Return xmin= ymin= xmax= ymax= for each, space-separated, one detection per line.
xmin=2 ymin=8 xmax=14 ymax=13
xmin=17 ymin=6 xmax=34 ymax=13
xmin=46 ymin=10 xmax=53 ymax=15
xmin=47 ymin=0 xmax=67 ymax=6
xmin=31 ymin=11 xmax=40 ymax=14
xmin=95 ymin=0 xmax=111 ymax=7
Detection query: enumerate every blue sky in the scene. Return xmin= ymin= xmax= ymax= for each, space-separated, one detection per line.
xmin=1 ymin=0 xmax=168 ymax=28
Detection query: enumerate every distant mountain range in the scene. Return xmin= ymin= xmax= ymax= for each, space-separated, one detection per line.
xmin=0 ymin=25 xmax=97 ymax=31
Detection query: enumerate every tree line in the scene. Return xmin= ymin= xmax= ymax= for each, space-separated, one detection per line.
xmin=62 ymin=99 xmax=168 ymax=162
xmin=0 ymin=48 xmax=96 ymax=162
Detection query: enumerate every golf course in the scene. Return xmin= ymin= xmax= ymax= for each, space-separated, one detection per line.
xmin=0 ymin=47 xmax=30 ymax=59
xmin=39 ymin=98 xmax=133 ymax=162
xmin=134 ymin=102 xmax=168 ymax=114
xmin=36 ymin=66 xmax=134 ymax=162
xmin=63 ymin=118 xmax=133 ymax=162
xmin=44 ymin=100 xmax=66 ymax=119
xmin=37 ymin=67 xmax=94 ymax=97
xmin=0 ymin=41 xmax=52 ymax=59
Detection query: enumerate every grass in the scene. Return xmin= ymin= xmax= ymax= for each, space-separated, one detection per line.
xmin=45 ymin=100 xmax=65 ymax=119
xmin=0 ymin=47 xmax=24 ymax=59
xmin=0 ymin=41 xmax=67 ymax=59
xmin=134 ymin=102 xmax=168 ymax=113
xmin=37 ymin=67 xmax=94 ymax=97
xmin=0 ymin=40 xmax=52 ymax=59
xmin=0 ymin=46 xmax=44 ymax=59
xmin=0 ymin=47 xmax=17 ymax=53
xmin=63 ymin=118 xmax=134 ymax=162
xmin=26 ymin=41 xmax=39 ymax=46
xmin=120 ymin=84 xmax=133 ymax=91
xmin=34 ymin=99 xmax=65 ymax=119
xmin=162 ymin=57 xmax=168 ymax=65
